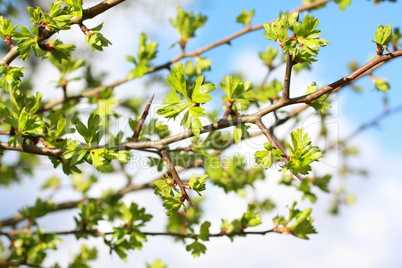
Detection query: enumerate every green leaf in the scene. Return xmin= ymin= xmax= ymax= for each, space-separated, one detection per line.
xmin=199 ymin=221 xmax=211 ymax=241
xmin=72 ymin=173 xmax=97 ymax=193
xmin=162 ymin=194 xmax=183 ymax=216
xmin=126 ymin=33 xmax=158 ymax=79
xmin=254 ymin=142 xmax=283 ymax=169
xmin=186 ymin=241 xmax=207 ymax=257
xmin=373 ymin=24 xmax=393 ymax=48
xmin=236 ymin=9 xmax=255 ymax=26
xmin=264 ymin=14 xmax=328 ymax=64
xmin=284 ymin=129 xmax=322 ymax=176
xmin=259 ymin=46 xmax=279 ymax=68
xmin=192 ymin=76 xmax=215 ymax=103
xmin=188 ymin=174 xmax=207 ymax=195
xmin=305 ymin=82 xmax=332 ymax=114
xmin=334 ymin=0 xmax=352 ymax=11
xmin=373 ymin=77 xmax=390 ymax=93
xmin=0 ymin=66 xmax=25 ymax=92
xmin=85 ymin=23 xmax=112 ymax=51
xmin=169 ymin=6 xmax=207 ymax=43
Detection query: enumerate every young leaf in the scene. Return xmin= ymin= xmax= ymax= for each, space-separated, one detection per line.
xmin=284 ymin=129 xmax=322 ymax=176
xmin=236 ymin=10 xmax=255 ymax=27
xmin=169 ymin=6 xmax=207 ymax=45
xmin=305 ymin=82 xmax=332 ymax=114
xmin=186 ymin=241 xmax=207 ymax=257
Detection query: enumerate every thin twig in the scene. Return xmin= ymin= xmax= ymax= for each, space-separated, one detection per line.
xmin=254 ymin=119 xmax=287 ymax=155
xmin=0 ymin=1 xmax=127 ymax=67
xmin=282 ymin=51 xmax=293 ymax=101
xmin=34 ymin=0 xmax=333 ymax=113
xmin=159 ymin=148 xmax=194 ymax=209
xmin=131 ymin=94 xmax=154 ymax=141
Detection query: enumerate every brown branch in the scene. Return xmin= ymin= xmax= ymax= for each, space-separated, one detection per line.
xmin=0 ymin=180 xmax=155 ymax=228
xmin=0 ymin=1 xmax=127 ymax=67
xmin=35 ymin=0 xmax=333 ymax=114
xmin=0 ymin=142 xmax=65 ymax=157
xmin=2 ymin=49 xmax=402 ymax=158
xmin=148 ymin=0 xmax=334 ymax=72
xmin=159 ymin=148 xmax=194 ymax=208
xmin=131 ymin=94 xmax=154 ymax=141
xmin=38 ymin=78 xmax=128 ymax=112
xmin=282 ymin=51 xmax=293 ymax=101
xmin=254 ymin=119 xmax=287 ymax=155
xmin=0 ymin=227 xmax=275 ymax=241
xmin=291 ymin=52 xmax=402 ymax=104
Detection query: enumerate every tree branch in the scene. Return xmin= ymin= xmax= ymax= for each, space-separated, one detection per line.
xmin=130 ymin=94 xmax=154 ymax=141
xmin=0 ymin=0 xmax=127 ymax=67
xmin=282 ymin=51 xmax=293 ymax=101
xmin=159 ymin=148 xmax=194 ymax=208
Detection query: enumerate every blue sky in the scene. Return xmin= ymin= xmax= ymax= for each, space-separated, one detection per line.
xmin=2 ymin=0 xmax=402 ymax=267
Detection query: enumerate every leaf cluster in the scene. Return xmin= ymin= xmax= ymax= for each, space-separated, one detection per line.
xmin=127 ymin=33 xmax=158 ymax=79
xmin=273 ymin=201 xmax=317 ymax=239
xmin=264 ymin=14 xmax=329 ymax=63
xmin=157 ymin=63 xmax=215 ymax=136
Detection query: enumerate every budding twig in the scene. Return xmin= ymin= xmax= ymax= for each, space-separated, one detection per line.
xmin=131 ymin=94 xmax=155 ymax=142
xmin=159 ymin=148 xmax=194 ymax=209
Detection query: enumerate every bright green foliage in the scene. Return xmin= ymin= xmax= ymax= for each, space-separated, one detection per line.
xmin=259 ymin=46 xmax=279 ymax=68
xmin=72 ymin=174 xmax=97 ymax=194
xmin=109 ymin=203 xmax=152 ymax=261
xmin=220 ymin=75 xmax=253 ymax=107
xmin=274 ymin=201 xmax=317 ymax=239
xmin=12 ymin=24 xmax=41 ymax=60
xmin=0 ymin=16 xmax=17 ymax=39
xmin=305 ymin=82 xmax=332 ymax=114
xmin=220 ymin=204 xmax=262 ymax=240
xmin=283 ymin=129 xmax=322 ymax=176
xmin=19 ymin=197 xmax=57 ymax=221
xmin=206 ymin=155 xmax=265 ymax=195
xmin=41 ymin=176 xmax=61 ymax=190
xmin=264 ymin=14 xmax=329 ymax=63
xmin=45 ymin=38 xmax=76 ymax=62
xmin=4 ymin=102 xmax=46 ymax=147
xmin=154 ymin=174 xmax=207 ymax=215
xmin=279 ymin=174 xmax=332 ymax=203
xmin=236 ymin=9 xmax=255 ymax=27
xmin=334 ymin=0 xmax=352 ymax=10
xmin=74 ymin=113 xmax=103 ymax=146
xmin=169 ymin=6 xmax=207 ymax=45
xmin=372 ymin=77 xmax=390 ymax=93
xmin=27 ymin=0 xmax=82 ymax=31
xmin=8 ymin=231 xmax=61 ymax=266
xmin=127 ymin=33 xmax=158 ymax=79
xmin=50 ymin=55 xmax=85 ymax=76
xmin=186 ymin=240 xmax=207 ymax=257
xmin=254 ymin=142 xmax=284 ymax=169
xmin=188 ymin=174 xmax=207 ymax=195
xmin=85 ymin=23 xmax=112 ymax=51
xmin=245 ymin=79 xmax=283 ymax=104
xmin=156 ymin=63 xmax=216 ymax=136
xmin=62 ymin=113 xmax=130 ymax=173
xmin=0 ymin=66 xmax=25 ymax=92
xmin=198 ymin=221 xmax=211 ymax=241
xmin=184 ymin=57 xmax=212 ymax=77
xmin=373 ymin=24 xmax=393 ymax=51
xmin=74 ymin=199 xmax=104 ymax=233
xmin=68 ymin=245 xmax=98 ymax=268
xmin=146 ymin=259 xmax=167 ymax=268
